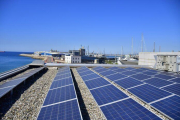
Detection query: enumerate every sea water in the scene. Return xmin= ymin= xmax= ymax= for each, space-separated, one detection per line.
xmin=0 ymin=51 xmax=35 ymax=73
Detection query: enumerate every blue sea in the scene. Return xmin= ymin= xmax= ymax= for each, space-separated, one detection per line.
xmin=0 ymin=51 xmax=35 ymax=73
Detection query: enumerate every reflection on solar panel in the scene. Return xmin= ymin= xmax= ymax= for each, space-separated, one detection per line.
xmin=144 ymin=78 xmax=174 ymax=88
xmin=131 ymin=68 xmax=146 ymax=73
xmin=91 ymin=85 xmax=128 ymax=105
xmin=43 ymin=85 xmax=76 ymax=106
xmin=143 ymin=71 xmax=157 ymax=76
xmin=81 ymin=73 xmax=100 ymax=81
xmin=106 ymin=73 xmax=127 ymax=81
xmin=100 ymin=70 xmax=115 ymax=76
xmin=128 ymin=84 xmax=172 ymax=103
xmin=151 ymin=95 xmax=180 ymax=120
xmin=162 ymin=84 xmax=180 ymax=96
xmin=38 ymin=99 xmax=82 ymax=120
xmin=121 ymin=71 xmax=137 ymax=76
xmin=50 ymin=78 xmax=73 ymax=89
xmin=101 ymin=98 xmax=161 ymax=120
xmin=146 ymin=69 xmax=159 ymax=73
xmin=170 ymin=78 xmax=180 ymax=83
xmin=131 ymin=74 xmax=151 ymax=81
xmin=92 ymin=66 xmax=104 ymax=70
xmin=115 ymin=77 xmax=143 ymax=89
xmin=85 ymin=77 xmax=110 ymax=89
xmin=160 ymin=71 xmax=175 ymax=76
xmin=155 ymin=74 xmax=175 ymax=80
xmin=94 ymin=69 xmax=106 ymax=73
xmin=0 ymin=86 xmax=14 ymax=98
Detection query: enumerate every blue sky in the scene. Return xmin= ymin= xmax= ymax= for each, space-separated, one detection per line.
xmin=0 ymin=0 xmax=180 ymax=54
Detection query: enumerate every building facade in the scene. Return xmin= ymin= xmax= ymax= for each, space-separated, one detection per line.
xmin=65 ymin=55 xmax=81 ymax=64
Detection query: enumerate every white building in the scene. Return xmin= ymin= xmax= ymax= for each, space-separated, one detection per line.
xmin=65 ymin=55 xmax=81 ymax=64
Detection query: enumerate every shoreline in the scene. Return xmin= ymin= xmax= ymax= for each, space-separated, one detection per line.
xmin=20 ymin=54 xmax=45 ymax=60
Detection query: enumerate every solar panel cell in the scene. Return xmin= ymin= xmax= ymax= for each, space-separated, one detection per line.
xmin=90 ymin=85 xmax=128 ymax=105
xmin=113 ymin=69 xmax=127 ymax=73
xmin=170 ymin=78 xmax=180 ymax=83
xmin=100 ymin=70 xmax=115 ymax=76
xmin=128 ymin=84 xmax=172 ymax=103
xmin=121 ymin=71 xmax=137 ymax=76
xmin=81 ymin=74 xmax=100 ymax=81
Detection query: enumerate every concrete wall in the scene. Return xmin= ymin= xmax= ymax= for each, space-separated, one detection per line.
xmin=138 ymin=52 xmax=180 ymax=68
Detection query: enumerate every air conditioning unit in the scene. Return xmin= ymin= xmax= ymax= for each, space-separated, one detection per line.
xmin=156 ymin=55 xmax=180 ymax=72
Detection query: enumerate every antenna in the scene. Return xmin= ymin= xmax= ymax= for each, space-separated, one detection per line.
xmin=141 ymin=33 xmax=143 ymax=52
xmin=132 ymin=37 xmax=133 ymax=55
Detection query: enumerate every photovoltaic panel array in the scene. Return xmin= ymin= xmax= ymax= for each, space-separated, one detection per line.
xmin=93 ymin=66 xmax=180 ymax=119
xmin=0 ymin=67 xmax=44 ymax=98
xmin=77 ymin=67 xmax=160 ymax=120
xmin=37 ymin=67 xmax=82 ymax=120
xmin=0 ymin=65 xmax=29 ymax=80
xmin=106 ymin=73 xmax=127 ymax=81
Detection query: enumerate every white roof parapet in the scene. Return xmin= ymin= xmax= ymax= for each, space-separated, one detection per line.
xmin=45 ymin=63 xmax=152 ymax=68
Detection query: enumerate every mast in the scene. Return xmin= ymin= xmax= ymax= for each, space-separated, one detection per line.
xmin=132 ymin=37 xmax=133 ymax=55
xmin=141 ymin=33 xmax=143 ymax=52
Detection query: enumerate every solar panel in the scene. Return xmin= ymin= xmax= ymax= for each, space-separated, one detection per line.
xmin=174 ymin=74 xmax=180 ymax=78
xmin=160 ymin=71 xmax=175 ymax=76
xmin=100 ymin=70 xmax=115 ymax=76
xmin=170 ymin=77 xmax=180 ymax=83
xmin=146 ymin=69 xmax=160 ymax=73
xmin=93 ymin=66 xmax=104 ymax=71
xmin=78 ymin=71 xmax=93 ymax=76
xmin=50 ymin=78 xmax=73 ymax=89
xmin=108 ymin=67 xmax=119 ymax=70
xmin=106 ymin=73 xmax=127 ymax=81
xmin=54 ymin=75 xmax=71 ymax=81
xmin=131 ymin=74 xmax=151 ymax=81
xmin=131 ymin=68 xmax=147 ymax=73
xmin=144 ymin=78 xmax=174 ymax=88
xmin=81 ymin=73 xmax=100 ymax=81
xmin=113 ymin=69 xmax=127 ymax=73
xmin=115 ymin=77 xmax=143 ymax=89
xmin=143 ymin=71 xmax=157 ymax=76
xmin=151 ymin=95 xmax=180 ymax=120
xmin=0 ymin=86 xmax=14 ymax=98
xmin=90 ymin=85 xmax=128 ymax=105
xmin=94 ymin=69 xmax=106 ymax=73
xmin=85 ymin=77 xmax=110 ymax=89
xmin=43 ymin=85 xmax=76 ymax=106
xmin=38 ymin=99 xmax=82 ymax=120
xmin=128 ymin=84 xmax=172 ymax=103
xmin=162 ymin=84 xmax=180 ymax=96
xmin=155 ymin=74 xmax=175 ymax=80
xmin=101 ymin=98 xmax=161 ymax=120
xmin=124 ymin=67 xmax=136 ymax=71
xmin=121 ymin=71 xmax=137 ymax=76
